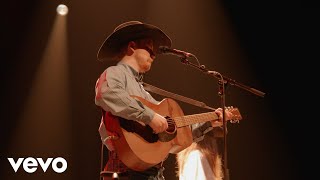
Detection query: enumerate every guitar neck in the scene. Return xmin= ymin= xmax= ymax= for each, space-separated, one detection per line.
xmin=173 ymin=112 xmax=219 ymax=128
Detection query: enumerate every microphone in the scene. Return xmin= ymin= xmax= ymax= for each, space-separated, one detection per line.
xmin=159 ymin=46 xmax=193 ymax=58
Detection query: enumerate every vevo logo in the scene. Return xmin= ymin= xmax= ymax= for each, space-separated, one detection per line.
xmin=8 ymin=157 xmax=67 ymax=173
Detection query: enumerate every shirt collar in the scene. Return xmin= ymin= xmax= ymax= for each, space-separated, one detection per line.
xmin=118 ymin=62 xmax=144 ymax=82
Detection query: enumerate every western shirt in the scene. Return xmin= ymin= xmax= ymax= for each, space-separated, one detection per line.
xmin=95 ymin=62 xmax=158 ymax=124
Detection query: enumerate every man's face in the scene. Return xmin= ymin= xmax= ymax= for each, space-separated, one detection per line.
xmin=133 ymin=39 xmax=155 ymax=73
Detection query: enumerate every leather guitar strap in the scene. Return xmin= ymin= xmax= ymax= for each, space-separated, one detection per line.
xmin=142 ymin=82 xmax=215 ymax=111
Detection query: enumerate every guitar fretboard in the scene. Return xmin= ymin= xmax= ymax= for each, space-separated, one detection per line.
xmin=174 ymin=112 xmax=219 ymax=127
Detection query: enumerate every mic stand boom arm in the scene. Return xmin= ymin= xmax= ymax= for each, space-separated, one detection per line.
xmin=178 ymin=57 xmax=265 ymax=180
xmin=179 ymin=58 xmax=266 ymax=98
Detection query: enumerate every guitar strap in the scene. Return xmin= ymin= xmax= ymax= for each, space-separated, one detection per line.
xmin=142 ymin=82 xmax=215 ymax=111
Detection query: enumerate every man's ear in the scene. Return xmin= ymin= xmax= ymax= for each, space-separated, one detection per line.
xmin=127 ymin=41 xmax=136 ymax=55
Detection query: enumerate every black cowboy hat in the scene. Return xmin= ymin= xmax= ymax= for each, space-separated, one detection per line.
xmin=97 ymin=21 xmax=172 ymax=61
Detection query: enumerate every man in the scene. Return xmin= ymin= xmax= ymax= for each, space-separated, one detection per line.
xmin=95 ymin=21 xmax=172 ymax=180
xmin=95 ymin=21 xmax=230 ymax=180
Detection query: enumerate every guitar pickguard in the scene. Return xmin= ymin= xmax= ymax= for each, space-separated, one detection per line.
xmin=119 ymin=117 xmax=159 ymax=143
xmin=118 ymin=117 xmax=177 ymax=143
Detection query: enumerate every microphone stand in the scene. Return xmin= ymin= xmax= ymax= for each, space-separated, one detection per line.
xmin=178 ymin=57 xmax=265 ymax=180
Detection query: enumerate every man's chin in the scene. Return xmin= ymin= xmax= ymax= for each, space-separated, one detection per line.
xmin=142 ymin=65 xmax=151 ymax=72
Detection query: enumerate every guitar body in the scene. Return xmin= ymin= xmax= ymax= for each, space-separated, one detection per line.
xmin=106 ymin=97 xmax=193 ymax=171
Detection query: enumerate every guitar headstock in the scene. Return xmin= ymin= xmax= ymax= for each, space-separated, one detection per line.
xmin=226 ymin=106 xmax=242 ymax=123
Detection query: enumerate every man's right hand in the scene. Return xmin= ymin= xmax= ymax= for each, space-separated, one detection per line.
xmin=148 ymin=113 xmax=168 ymax=134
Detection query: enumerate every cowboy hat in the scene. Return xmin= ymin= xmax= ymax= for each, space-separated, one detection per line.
xmin=97 ymin=21 xmax=172 ymax=61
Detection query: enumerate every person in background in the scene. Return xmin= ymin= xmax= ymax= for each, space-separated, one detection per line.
xmin=177 ymin=122 xmax=225 ymax=180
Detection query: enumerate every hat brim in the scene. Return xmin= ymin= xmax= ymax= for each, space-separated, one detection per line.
xmin=97 ymin=23 xmax=172 ymax=61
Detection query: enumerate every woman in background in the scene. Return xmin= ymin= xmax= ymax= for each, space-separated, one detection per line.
xmin=177 ymin=122 xmax=224 ymax=180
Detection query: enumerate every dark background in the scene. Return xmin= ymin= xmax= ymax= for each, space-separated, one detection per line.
xmin=1 ymin=1 xmax=318 ymax=180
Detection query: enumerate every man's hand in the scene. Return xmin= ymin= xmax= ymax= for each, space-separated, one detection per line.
xmin=212 ymin=107 xmax=233 ymax=127
xmin=149 ymin=113 xmax=168 ymax=134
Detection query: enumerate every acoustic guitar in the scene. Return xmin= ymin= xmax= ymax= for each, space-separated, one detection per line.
xmin=106 ymin=96 xmax=242 ymax=171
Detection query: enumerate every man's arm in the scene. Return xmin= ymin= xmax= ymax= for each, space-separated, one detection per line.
xmin=95 ymin=67 xmax=155 ymax=125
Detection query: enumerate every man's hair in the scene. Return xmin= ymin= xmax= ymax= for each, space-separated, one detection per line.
xmin=112 ymin=38 xmax=154 ymax=61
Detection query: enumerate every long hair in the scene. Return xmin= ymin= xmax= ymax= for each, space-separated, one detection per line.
xmin=177 ymin=131 xmax=223 ymax=179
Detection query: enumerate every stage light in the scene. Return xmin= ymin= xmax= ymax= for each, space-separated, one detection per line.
xmin=57 ymin=4 xmax=68 ymax=16
xmin=112 ymin=172 xmax=119 ymax=179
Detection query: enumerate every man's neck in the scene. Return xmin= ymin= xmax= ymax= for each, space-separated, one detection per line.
xmin=120 ymin=56 xmax=140 ymax=73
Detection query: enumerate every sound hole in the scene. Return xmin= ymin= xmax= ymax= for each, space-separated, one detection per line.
xmin=166 ymin=117 xmax=176 ymax=133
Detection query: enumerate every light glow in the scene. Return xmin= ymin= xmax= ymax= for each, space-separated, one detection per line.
xmin=57 ymin=4 xmax=68 ymax=16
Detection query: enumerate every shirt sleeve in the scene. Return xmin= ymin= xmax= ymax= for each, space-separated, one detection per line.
xmin=95 ymin=67 xmax=155 ymax=124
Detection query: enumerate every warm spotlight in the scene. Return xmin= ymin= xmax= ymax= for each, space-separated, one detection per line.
xmin=112 ymin=172 xmax=119 ymax=179
xmin=57 ymin=4 xmax=68 ymax=16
